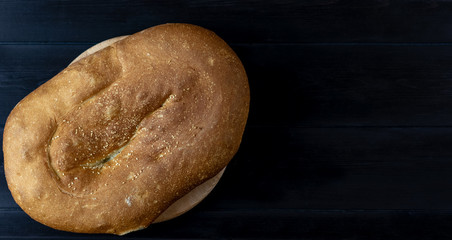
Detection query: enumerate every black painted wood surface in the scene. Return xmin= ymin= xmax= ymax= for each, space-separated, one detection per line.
xmin=2 ymin=0 xmax=452 ymax=239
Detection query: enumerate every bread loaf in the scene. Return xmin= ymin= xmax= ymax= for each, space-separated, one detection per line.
xmin=3 ymin=23 xmax=249 ymax=235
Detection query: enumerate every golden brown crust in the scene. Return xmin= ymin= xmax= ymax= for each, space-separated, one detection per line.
xmin=3 ymin=23 xmax=249 ymax=234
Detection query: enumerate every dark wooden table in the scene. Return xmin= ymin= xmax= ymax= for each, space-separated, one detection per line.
xmin=3 ymin=0 xmax=452 ymax=239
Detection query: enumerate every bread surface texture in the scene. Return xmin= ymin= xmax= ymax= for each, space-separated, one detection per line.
xmin=3 ymin=23 xmax=249 ymax=235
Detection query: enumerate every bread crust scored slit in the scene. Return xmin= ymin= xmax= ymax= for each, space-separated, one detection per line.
xmin=3 ymin=23 xmax=249 ymax=235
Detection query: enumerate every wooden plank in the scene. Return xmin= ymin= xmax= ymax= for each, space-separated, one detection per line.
xmin=4 ymin=44 xmax=452 ymax=127
xmin=1 ymin=209 xmax=452 ymax=239
xmin=3 ymin=126 xmax=452 ymax=211
xmin=2 ymin=1 xmax=452 ymax=43
xmin=209 ymin=126 xmax=452 ymax=210
xmin=0 ymin=44 xmax=84 ymax=72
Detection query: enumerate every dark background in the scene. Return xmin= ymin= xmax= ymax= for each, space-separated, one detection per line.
xmin=2 ymin=0 xmax=452 ymax=239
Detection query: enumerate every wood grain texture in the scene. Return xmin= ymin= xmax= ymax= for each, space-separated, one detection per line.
xmin=3 ymin=0 xmax=452 ymax=239
xmin=3 ymin=209 xmax=452 ymax=239
xmin=4 ymin=44 xmax=452 ymax=127
xmin=1 ymin=0 xmax=452 ymax=43
xmin=3 ymin=126 xmax=452 ymax=211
